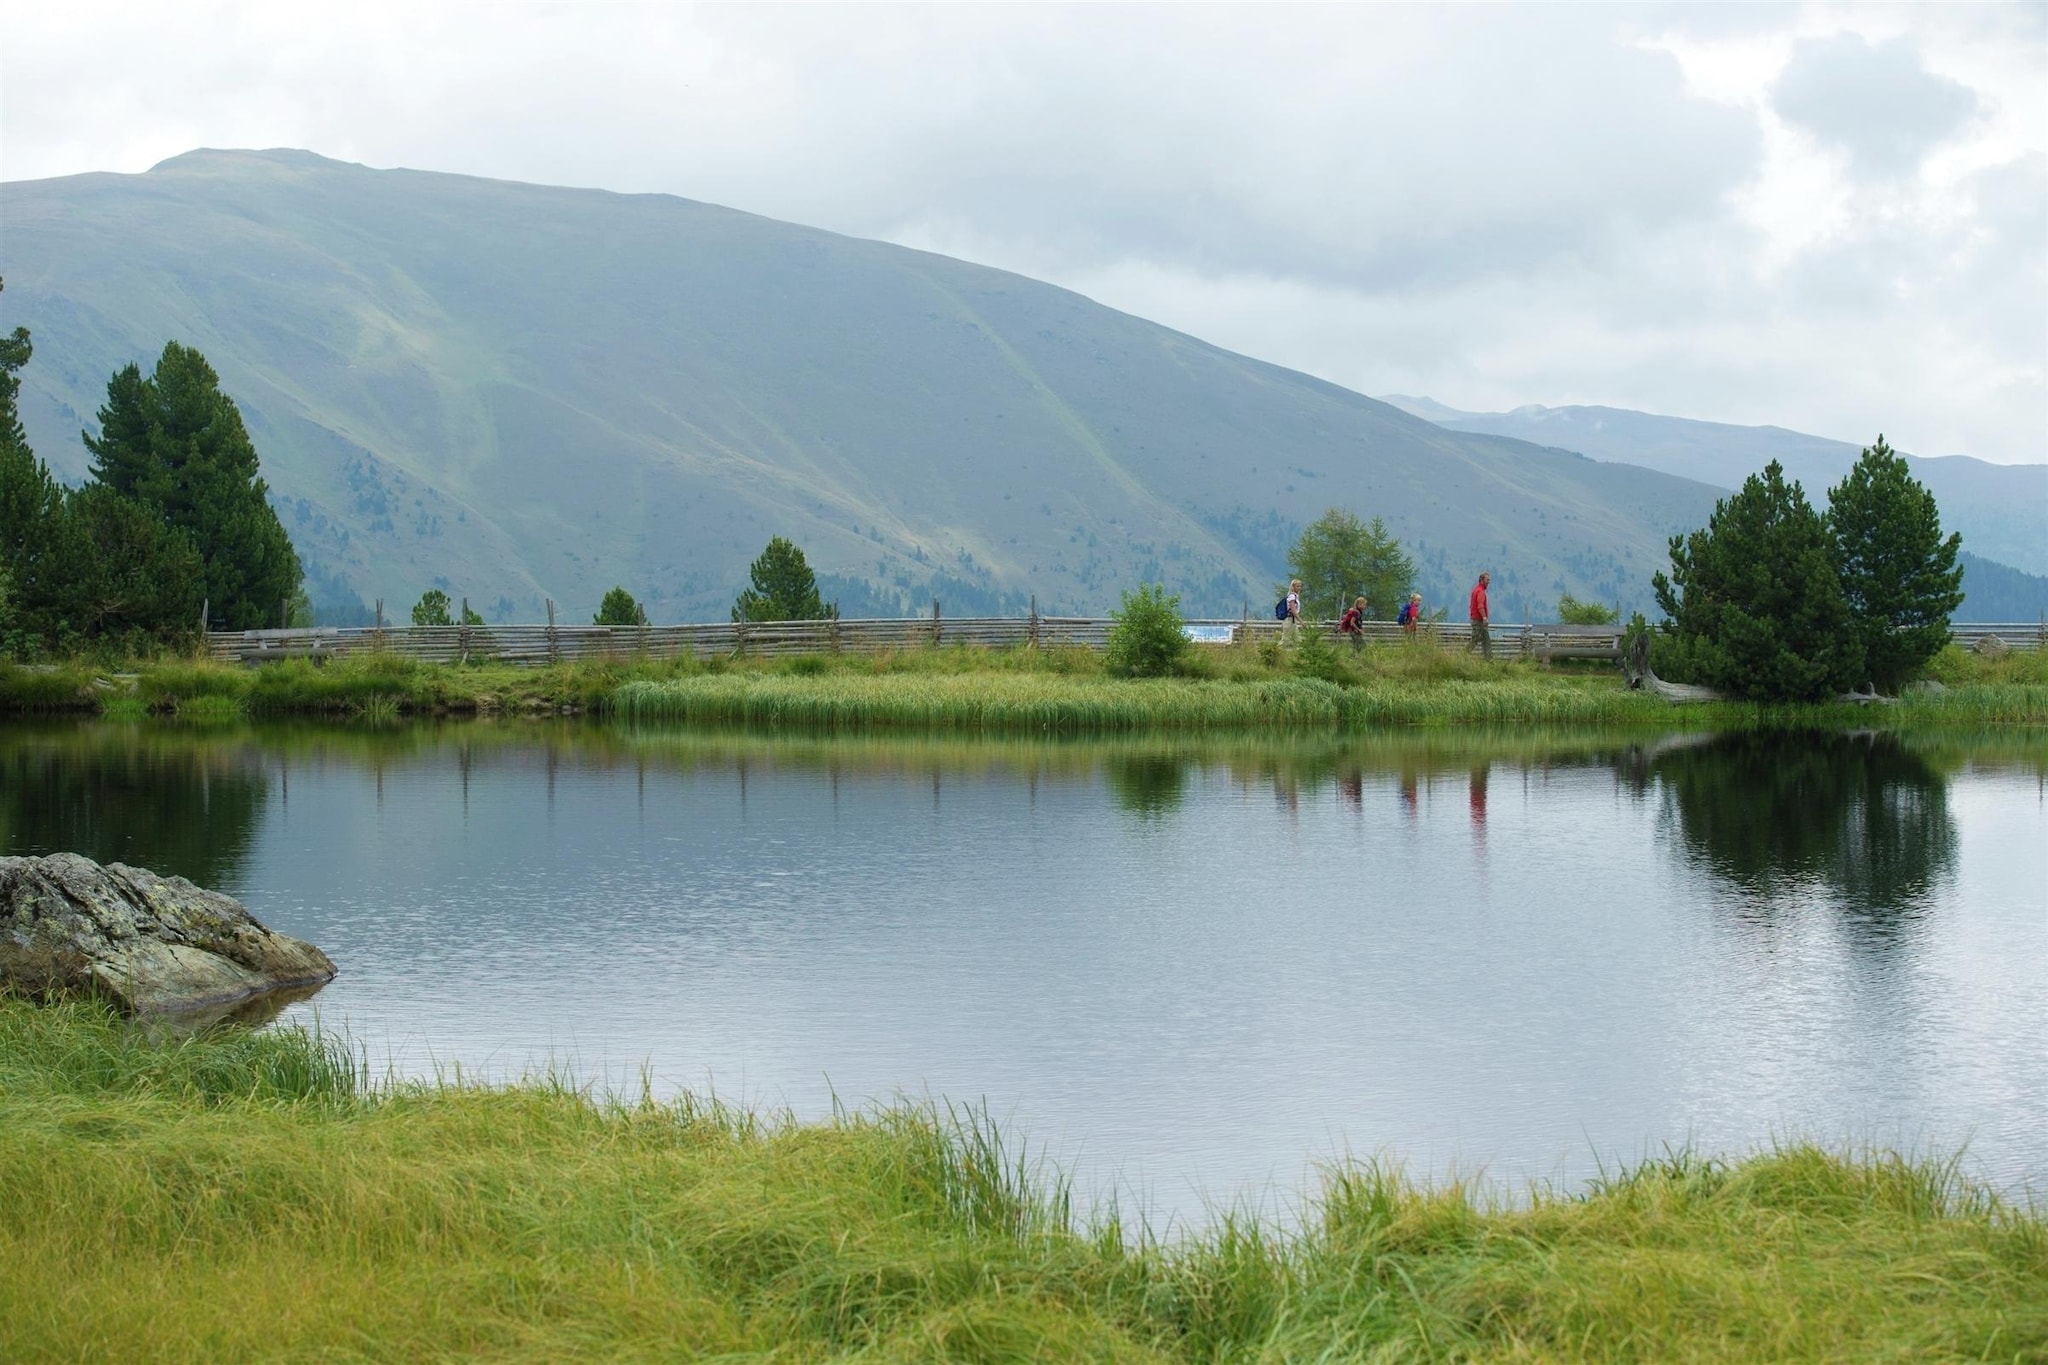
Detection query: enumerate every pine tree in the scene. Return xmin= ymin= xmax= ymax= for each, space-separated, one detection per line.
xmin=81 ymin=342 xmax=301 ymax=630
xmin=594 ymin=586 xmax=643 ymax=625
xmin=1827 ymin=436 xmax=1963 ymax=693
xmin=411 ymin=590 xmax=453 ymax=626
xmin=62 ymin=484 xmax=206 ymax=643
xmin=0 ymin=285 xmax=67 ymax=649
xmin=0 ymin=288 xmax=60 ymax=602
xmin=732 ymin=537 xmax=836 ymax=622
xmin=1652 ymin=461 xmax=1862 ymax=702
xmin=1288 ymin=508 xmax=1415 ymax=620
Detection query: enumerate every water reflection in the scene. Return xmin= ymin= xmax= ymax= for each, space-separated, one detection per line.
xmin=1 ymin=717 xmax=2041 ymax=1211
xmin=1643 ymin=732 xmax=1960 ymax=943
xmin=0 ymin=726 xmax=267 ymax=886
xmin=1105 ymin=753 xmax=1187 ymax=818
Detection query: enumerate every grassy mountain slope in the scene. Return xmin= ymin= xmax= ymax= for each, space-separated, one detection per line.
xmin=1380 ymin=396 xmax=2048 ymax=578
xmin=4 ymin=149 xmax=1728 ymax=623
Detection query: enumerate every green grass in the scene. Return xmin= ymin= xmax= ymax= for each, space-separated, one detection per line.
xmin=1 ymin=1000 xmax=2042 ymax=1362
xmin=4 ymin=639 xmax=2045 ymax=729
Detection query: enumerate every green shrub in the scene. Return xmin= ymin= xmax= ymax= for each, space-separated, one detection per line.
xmin=1558 ymin=592 xmax=1618 ymax=624
xmin=1291 ymin=627 xmax=1346 ymax=683
xmin=1103 ymin=584 xmax=1188 ymax=679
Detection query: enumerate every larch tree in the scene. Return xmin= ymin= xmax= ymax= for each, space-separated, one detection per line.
xmin=1288 ymin=508 xmax=1415 ymax=621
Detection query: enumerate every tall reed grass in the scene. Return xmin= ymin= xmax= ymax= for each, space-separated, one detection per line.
xmin=1 ymin=1000 xmax=2040 ymax=1362
xmin=5 ymin=641 xmax=2045 ymax=727
xmin=613 ymin=671 xmax=1354 ymax=730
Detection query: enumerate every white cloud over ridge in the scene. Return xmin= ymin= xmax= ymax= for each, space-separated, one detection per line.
xmin=2 ymin=1 xmax=2042 ymax=463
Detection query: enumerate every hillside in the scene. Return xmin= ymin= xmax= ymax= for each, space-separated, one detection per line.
xmin=2 ymin=149 xmax=1727 ymax=624
xmin=1380 ymin=397 xmax=2048 ymax=578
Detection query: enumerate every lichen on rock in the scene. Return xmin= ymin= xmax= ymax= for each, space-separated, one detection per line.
xmin=0 ymin=853 xmax=334 ymax=1015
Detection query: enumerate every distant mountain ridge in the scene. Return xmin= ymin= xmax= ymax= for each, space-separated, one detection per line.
xmin=3 ymin=149 xmax=1729 ymax=624
xmin=1378 ymin=396 xmax=2048 ymax=578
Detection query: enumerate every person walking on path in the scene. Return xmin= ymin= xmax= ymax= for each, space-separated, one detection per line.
xmin=1283 ymin=579 xmax=1303 ymax=645
xmin=1467 ymin=572 xmax=1492 ymax=660
xmin=1399 ymin=592 xmax=1423 ymax=635
xmin=1336 ymin=595 xmax=1368 ymax=650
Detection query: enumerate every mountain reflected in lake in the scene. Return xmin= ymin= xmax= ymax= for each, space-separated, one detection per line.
xmin=3 ymin=719 xmax=2042 ymax=1215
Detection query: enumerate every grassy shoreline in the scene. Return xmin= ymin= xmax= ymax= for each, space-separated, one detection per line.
xmin=3 ymin=1001 xmax=2042 ymax=1362
xmin=3 ymin=640 xmax=2044 ymax=729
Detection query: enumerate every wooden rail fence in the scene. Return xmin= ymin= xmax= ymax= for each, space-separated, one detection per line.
xmin=205 ymin=615 xmax=1622 ymax=665
xmin=207 ymin=616 xmax=2047 ymax=667
xmin=206 ymin=613 xmax=2047 ymax=668
xmin=205 ymin=613 xmax=2045 ymax=667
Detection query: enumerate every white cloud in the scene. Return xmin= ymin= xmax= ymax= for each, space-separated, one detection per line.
xmin=1 ymin=1 xmax=2041 ymax=462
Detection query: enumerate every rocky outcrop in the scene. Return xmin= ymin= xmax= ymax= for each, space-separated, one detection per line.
xmin=0 ymin=854 xmax=334 ymax=1015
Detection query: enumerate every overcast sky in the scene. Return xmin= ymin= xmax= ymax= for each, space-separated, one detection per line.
xmin=4 ymin=2 xmax=2043 ymax=464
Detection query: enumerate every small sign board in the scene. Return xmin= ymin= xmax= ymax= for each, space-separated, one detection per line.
xmin=1182 ymin=624 xmax=1236 ymax=645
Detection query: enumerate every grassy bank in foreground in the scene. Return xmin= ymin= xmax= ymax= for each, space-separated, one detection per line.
xmin=3 ymin=639 xmax=2044 ymax=728
xmin=2 ymin=1003 xmax=2042 ymax=1363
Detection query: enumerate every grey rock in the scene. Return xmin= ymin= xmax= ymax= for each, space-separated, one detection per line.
xmin=1973 ymin=634 xmax=2009 ymax=658
xmin=0 ymin=854 xmax=334 ymax=1015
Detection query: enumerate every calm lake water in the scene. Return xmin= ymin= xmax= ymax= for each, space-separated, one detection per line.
xmin=7 ymin=722 xmax=2044 ymax=1220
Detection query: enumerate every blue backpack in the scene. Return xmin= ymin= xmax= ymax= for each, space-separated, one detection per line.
xmin=1274 ymin=598 xmax=1289 ymax=620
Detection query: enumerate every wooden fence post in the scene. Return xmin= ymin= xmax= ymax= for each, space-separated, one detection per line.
xmin=931 ymin=597 xmax=942 ymax=647
xmin=545 ymin=598 xmax=558 ymax=664
xmin=1028 ymin=595 xmax=1039 ymax=648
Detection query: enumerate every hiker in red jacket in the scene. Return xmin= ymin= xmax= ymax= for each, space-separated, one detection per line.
xmin=1467 ymin=572 xmax=1492 ymax=660
xmin=1336 ymin=596 xmax=1368 ymax=651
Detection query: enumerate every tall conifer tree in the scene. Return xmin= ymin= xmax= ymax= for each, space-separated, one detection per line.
xmin=1827 ymin=436 xmax=1963 ymax=692
xmin=1653 ymin=461 xmax=1862 ymax=702
xmin=83 ymin=342 xmax=300 ymax=630
xmin=732 ymin=537 xmax=836 ymax=622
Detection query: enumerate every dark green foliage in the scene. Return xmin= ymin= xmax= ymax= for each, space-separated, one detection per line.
xmin=594 ymin=587 xmax=643 ymax=626
xmin=1827 ymin=437 xmax=1964 ymax=692
xmin=82 ymin=343 xmax=300 ymax=631
xmin=1647 ymin=732 xmax=1955 ymax=917
xmin=733 ymin=537 xmax=836 ymax=623
xmin=1653 ymin=462 xmax=1862 ymax=702
xmin=1557 ymin=593 xmax=1618 ymax=624
xmin=459 ymin=602 xmax=485 ymax=626
xmin=1103 ymin=583 xmax=1188 ymax=678
xmin=0 ymin=279 xmax=58 ymax=650
xmin=58 ymin=485 xmax=206 ymax=645
xmin=1289 ymin=509 xmax=1415 ymax=621
xmin=410 ymin=590 xmax=452 ymax=627
xmin=1 ymin=290 xmax=201 ymax=653
xmin=0 ymin=279 xmax=30 ymax=456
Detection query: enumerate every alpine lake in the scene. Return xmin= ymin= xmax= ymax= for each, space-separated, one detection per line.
xmin=6 ymin=719 xmax=2043 ymax=1224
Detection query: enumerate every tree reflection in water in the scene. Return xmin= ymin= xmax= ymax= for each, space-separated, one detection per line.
xmin=0 ymin=728 xmax=267 ymax=888
xmin=1645 ymin=732 xmax=1958 ymax=944
xmin=1105 ymin=752 xmax=1188 ymax=819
